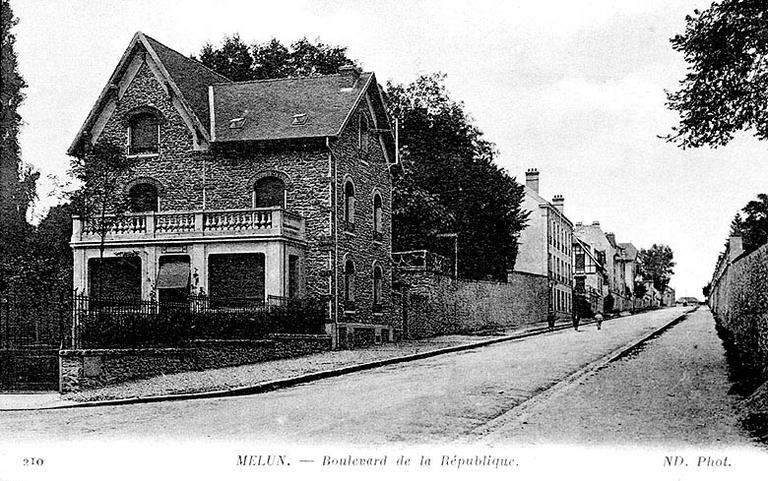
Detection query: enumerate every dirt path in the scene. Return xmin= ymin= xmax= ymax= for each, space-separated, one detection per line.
xmin=484 ymin=308 xmax=760 ymax=448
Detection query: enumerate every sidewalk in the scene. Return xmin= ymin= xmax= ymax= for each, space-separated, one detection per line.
xmin=1 ymin=317 xmax=587 ymax=410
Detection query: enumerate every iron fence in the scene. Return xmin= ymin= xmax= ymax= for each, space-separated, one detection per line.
xmin=70 ymin=292 xmax=326 ymax=349
xmin=0 ymin=293 xmax=71 ymax=350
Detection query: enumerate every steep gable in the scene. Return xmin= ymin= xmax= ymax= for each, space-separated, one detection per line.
xmin=68 ymin=32 xmax=231 ymax=156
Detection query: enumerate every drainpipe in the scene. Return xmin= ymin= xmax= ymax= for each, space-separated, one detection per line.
xmin=327 ymin=137 xmax=339 ymax=347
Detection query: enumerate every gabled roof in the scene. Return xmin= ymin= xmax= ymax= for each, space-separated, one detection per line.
xmin=210 ymin=72 xmax=392 ymax=143
xmin=143 ymin=34 xmax=230 ymax=131
xmin=618 ymin=242 xmax=638 ymax=260
xmin=68 ymin=32 xmax=231 ymax=156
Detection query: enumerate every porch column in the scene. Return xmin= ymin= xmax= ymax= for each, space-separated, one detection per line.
xmin=264 ymin=241 xmax=286 ymax=300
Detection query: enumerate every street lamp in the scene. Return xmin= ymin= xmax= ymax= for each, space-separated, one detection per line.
xmin=436 ymin=233 xmax=458 ymax=278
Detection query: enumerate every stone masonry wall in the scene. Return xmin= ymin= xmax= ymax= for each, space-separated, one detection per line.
xmin=59 ymin=334 xmax=331 ymax=393
xmin=331 ymin=101 xmax=394 ymax=329
xmin=400 ymin=270 xmax=549 ymax=339
xmin=711 ymin=243 xmax=768 ymax=379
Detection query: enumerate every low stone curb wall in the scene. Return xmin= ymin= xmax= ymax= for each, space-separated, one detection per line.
xmin=59 ymin=335 xmax=332 ymax=393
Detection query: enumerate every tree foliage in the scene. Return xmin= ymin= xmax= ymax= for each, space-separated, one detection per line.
xmin=666 ymin=1 xmax=768 ymax=148
xmin=729 ymin=193 xmax=768 ymax=253
xmin=195 ymin=35 xmax=357 ymax=81
xmin=385 ymin=74 xmax=528 ymax=280
xmin=638 ymin=244 xmax=676 ymax=293
xmin=0 ymin=0 xmax=40 ymax=294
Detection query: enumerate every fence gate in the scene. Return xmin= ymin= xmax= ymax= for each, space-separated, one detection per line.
xmin=0 ymin=296 xmax=68 ymax=392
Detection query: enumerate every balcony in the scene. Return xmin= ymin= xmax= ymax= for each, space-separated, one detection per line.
xmin=71 ymin=207 xmax=305 ymax=245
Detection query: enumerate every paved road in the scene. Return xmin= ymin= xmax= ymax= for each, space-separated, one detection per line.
xmin=486 ymin=308 xmax=759 ymax=447
xmin=0 ymin=307 xmax=690 ymax=444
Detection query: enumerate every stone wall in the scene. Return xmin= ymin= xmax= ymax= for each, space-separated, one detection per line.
xmin=59 ymin=334 xmax=331 ymax=393
xmin=710 ymin=240 xmax=768 ymax=379
xmin=399 ymin=270 xmax=549 ymax=339
xmin=331 ymin=102 xmax=394 ymax=329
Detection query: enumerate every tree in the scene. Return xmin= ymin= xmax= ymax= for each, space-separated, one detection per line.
xmin=739 ymin=193 xmax=768 ymax=253
xmin=69 ymin=140 xmax=137 ymax=295
xmin=633 ymin=280 xmax=648 ymax=311
xmin=666 ymin=0 xmax=768 ymax=148
xmin=386 ymin=74 xmax=528 ymax=280
xmin=638 ymin=244 xmax=676 ymax=294
xmin=195 ymin=35 xmax=357 ymax=81
xmin=196 ymin=35 xmax=253 ymax=81
xmin=703 ymin=281 xmax=712 ymax=298
xmin=1 ymin=0 xmax=39 ymax=295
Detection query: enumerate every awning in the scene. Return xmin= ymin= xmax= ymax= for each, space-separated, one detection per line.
xmin=156 ymin=260 xmax=190 ymax=289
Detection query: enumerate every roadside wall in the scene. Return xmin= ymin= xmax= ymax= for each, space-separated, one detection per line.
xmin=710 ymin=239 xmax=768 ymax=379
xmin=59 ymin=334 xmax=331 ymax=393
xmin=399 ymin=270 xmax=549 ymax=339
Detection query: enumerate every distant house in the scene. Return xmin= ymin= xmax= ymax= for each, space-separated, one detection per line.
xmin=676 ymin=296 xmax=700 ymax=306
xmin=68 ymin=32 xmax=397 ymax=347
xmin=572 ymin=236 xmax=606 ymax=315
xmin=513 ymin=169 xmax=573 ymax=320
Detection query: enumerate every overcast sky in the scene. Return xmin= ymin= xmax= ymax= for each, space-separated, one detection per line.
xmin=12 ymin=0 xmax=768 ymax=298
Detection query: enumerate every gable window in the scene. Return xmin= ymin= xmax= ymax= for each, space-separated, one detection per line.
xmin=128 ymin=112 xmax=159 ymax=155
xmin=343 ymin=180 xmax=355 ymax=232
xmin=128 ymin=183 xmax=159 ymax=212
xmin=253 ymin=176 xmax=286 ymax=208
xmin=344 ymin=258 xmax=355 ymax=311
xmin=358 ymin=114 xmax=369 ymax=151
xmin=372 ymin=264 xmax=383 ymax=313
xmin=373 ymin=192 xmax=383 ymax=240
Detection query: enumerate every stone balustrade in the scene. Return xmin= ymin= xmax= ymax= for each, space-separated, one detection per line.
xmin=72 ymin=207 xmax=305 ymax=244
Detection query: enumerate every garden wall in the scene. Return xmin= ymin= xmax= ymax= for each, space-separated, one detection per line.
xmin=399 ymin=270 xmax=549 ymax=339
xmin=710 ymin=239 xmax=768 ymax=380
xmin=59 ymin=334 xmax=331 ymax=393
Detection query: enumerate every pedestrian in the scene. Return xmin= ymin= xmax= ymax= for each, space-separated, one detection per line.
xmin=547 ymin=313 xmax=556 ymax=331
xmin=572 ymin=311 xmax=580 ymax=331
xmin=595 ymin=313 xmax=603 ymax=331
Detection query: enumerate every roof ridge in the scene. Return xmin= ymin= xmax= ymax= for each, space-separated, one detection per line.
xmin=213 ymin=71 xmax=372 ymax=87
xmin=142 ymin=33 xmax=232 ymax=83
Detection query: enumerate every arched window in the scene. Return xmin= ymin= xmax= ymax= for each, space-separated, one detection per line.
xmin=373 ymin=192 xmax=383 ymax=239
xmin=128 ymin=112 xmax=159 ymax=155
xmin=344 ymin=258 xmax=355 ymax=311
xmin=128 ymin=183 xmax=158 ymax=212
xmin=372 ymin=264 xmax=383 ymax=312
xmin=253 ymin=176 xmax=286 ymax=208
xmin=343 ymin=180 xmax=355 ymax=232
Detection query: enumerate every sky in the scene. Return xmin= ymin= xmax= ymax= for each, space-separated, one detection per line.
xmin=11 ymin=0 xmax=768 ymax=298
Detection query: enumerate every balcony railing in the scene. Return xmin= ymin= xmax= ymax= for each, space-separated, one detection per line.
xmin=72 ymin=207 xmax=305 ymax=243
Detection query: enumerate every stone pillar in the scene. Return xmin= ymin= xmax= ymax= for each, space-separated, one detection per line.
xmin=73 ymin=249 xmax=87 ymax=294
xmin=142 ymin=247 xmax=157 ymax=301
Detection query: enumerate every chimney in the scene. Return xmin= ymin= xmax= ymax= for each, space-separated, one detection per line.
xmin=606 ymin=232 xmax=616 ymax=246
xmin=728 ymin=236 xmax=744 ymax=262
xmin=338 ymin=64 xmax=361 ymax=85
xmin=525 ymin=168 xmax=540 ymax=193
xmin=552 ymin=195 xmax=564 ymax=214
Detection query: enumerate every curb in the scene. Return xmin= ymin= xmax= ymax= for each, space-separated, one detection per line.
xmin=1 ymin=317 xmax=603 ymax=411
xmin=1 ymin=309 xmax=682 ymax=412
xmin=469 ymin=307 xmax=697 ymax=439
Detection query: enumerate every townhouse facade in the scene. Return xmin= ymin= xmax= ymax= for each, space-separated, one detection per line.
xmin=514 ymin=169 xmax=573 ymax=320
xmin=68 ymin=32 xmax=397 ymax=347
xmin=572 ymin=236 xmax=606 ymax=315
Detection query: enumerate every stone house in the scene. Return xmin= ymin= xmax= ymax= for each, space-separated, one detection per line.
xmin=67 ymin=32 xmax=397 ymax=347
xmin=513 ymin=169 xmax=573 ymax=320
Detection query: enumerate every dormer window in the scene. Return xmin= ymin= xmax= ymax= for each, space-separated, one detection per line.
xmin=291 ymin=113 xmax=309 ymax=126
xmin=128 ymin=112 xmax=159 ymax=155
xmin=229 ymin=117 xmax=246 ymax=129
